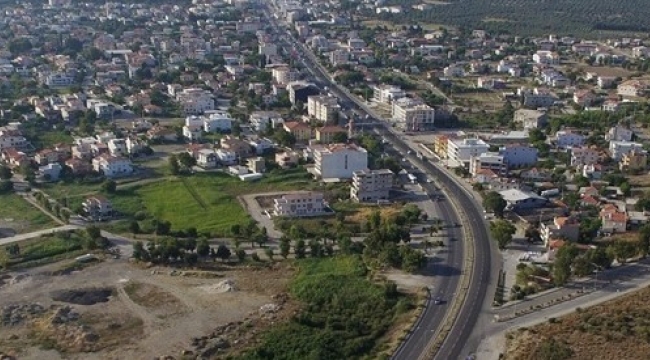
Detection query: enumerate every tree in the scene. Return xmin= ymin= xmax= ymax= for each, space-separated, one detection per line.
xmin=639 ymin=224 xmax=650 ymax=258
xmin=155 ymin=220 xmax=172 ymax=236
xmin=0 ymin=181 xmax=13 ymax=194
xmin=279 ymin=236 xmax=291 ymax=258
xmin=235 ymin=248 xmax=246 ymax=262
xmin=101 ymin=179 xmax=117 ymax=194
xmin=586 ymin=246 xmax=612 ymax=269
xmin=184 ymin=252 xmax=199 ymax=266
xmin=216 ymin=244 xmax=232 ymax=262
xmin=483 ymin=191 xmax=507 ymax=217
xmin=168 ymin=154 xmax=181 ymax=175
xmin=553 ymin=244 xmax=578 ymax=286
xmin=609 ymin=240 xmax=638 ymax=263
xmin=572 ymin=256 xmax=593 ymax=277
xmin=86 ymin=225 xmax=101 ymax=240
xmin=197 ymin=238 xmax=210 ymax=257
xmin=309 ymin=240 xmax=322 ymax=258
xmin=295 ymin=239 xmax=306 ymax=259
xmin=490 ymin=220 xmax=516 ymax=250
xmin=253 ymin=230 xmax=269 ymax=248
xmin=0 ymin=165 xmax=12 ymax=180
xmin=369 ymin=209 xmax=381 ymax=231
xmin=177 ymin=152 xmax=197 ymax=170
xmin=265 ymin=247 xmax=274 ymax=261
xmin=132 ymin=241 xmax=146 ymax=261
xmin=129 ymin=220 xmax=140 ymax=234
xmin=185 ymin=238 xmax=197 ymax=252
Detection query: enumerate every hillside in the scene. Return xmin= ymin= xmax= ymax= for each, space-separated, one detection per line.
xmin=379 ymin=0 xmax=650 ymax=36
xmin=504 ymin=286 xmax=650 ymax=360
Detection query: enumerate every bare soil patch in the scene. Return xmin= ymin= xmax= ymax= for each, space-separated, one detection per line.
xmin=504 ymin=285 xmax=650 ymax=360
xmin=123 ymin=281 xmax=188 ymax=317
xmin=51 ymin=288 xmax=114 ymax=306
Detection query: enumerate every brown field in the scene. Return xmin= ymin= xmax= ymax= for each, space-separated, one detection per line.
xmin=504 ymin=286 xmax=650 ymax=360
xmin=583 ymin=66 xmax=634 ymax=78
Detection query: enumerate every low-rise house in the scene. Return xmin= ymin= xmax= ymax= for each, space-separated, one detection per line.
xmin=499 ymin=189 xmax=548 ymax=211
xmin=473 ymin=168 xmax=499 ymax=184
xmin=147 ymin=126 xmax=179 ymax=142
xmin=520 ymin=168 xmax=552 ymax=182
xmin=83 ymin=196 xmax=113 ymax=221
xmin=541 ymin=216 xmax=580 ymax=245
xmin=216 ymin=149 xmax=237 ymax=165
xmin=38 ymin=163 xmax=62 ymax=182
xmin=34 ymin=149 xmax=62 ymax=165
xmin=606 ymin=125 xmax=634 ymax=142
xmin=220 ymin=136 xmax=253 ymax=159
xmin=107 ymin=139 xmax=127 ymax=156
xmin=273 ymin=192 xmax=326 ymax=217
xmin=65 ymin=158 xmax=92 ymax=176
xmin=555 ymin=130 xmax=585 ymax=148
xmin=0 ymin=129 xmax=28 ymax=151
xmin=470 ymin=153 xmax=507 ymax=177
xmin=315 ymin=126 xmax=347 ymax=144
xmin=275 ymin=151 xmax=300 ymax=169
xmin=72 ymin=143 xmax=93 ymax=160
xmin=250 ymin=111 xmax=284 ymax=133
xmin=620 ymin=149 xmax=647 ymax=172
xmin=283 ymin=121 xmax=312 ymax=142
xmin=350 ymin=169 xmax=393 ymax=203
xmin=513 ymin=109 xmax=548 ymax=129
xmin=247 ymin=157 xmax=266 ymax=173
xmin=1 ymin=149 xmax=29 ymax=168
xmin=600 ymin=204 xmax=627 ymax=233
xmin=196 ymin=149 xmax=218 ymax=168
xmin=92 ymin=155 xmax=133 ymax=178
xmin=248 ymin=137 xmax=275 ymax=155
xmin=617 ymin=80 xmax=649 ymax=98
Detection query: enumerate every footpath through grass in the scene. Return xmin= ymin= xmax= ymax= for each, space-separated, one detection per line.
xmin=239 ymin=256 xmax=410 ymax=360
xmin=0 ymin=193 xmax=58 ymax=234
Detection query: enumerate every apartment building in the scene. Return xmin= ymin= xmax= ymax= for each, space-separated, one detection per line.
xmin=83 ymin=196 xmax=113 ymax=221
xmin=249 ymin=111 xmax=284 ymax=132
xmin=609 ymin=141 xmax=644 ymax=161
xmin=570 ymin=147 xmax=600 ymax=167
xmin=447 ymin=138 xmax=489 ymax=166
xmin=500 ymin=144 xmax=539 ymax=168
xmin=350 ymin=169 xmax=393 ymax=203
xmin=273 ymin=192 xmax=326 ymax=217
xmin=271 ymin=67 xmax=299 ymax=85
xmin=391 ymin=97 xmax=435 ymax=131
xmin=555 ymin=130 xmax=585 ymax=148
xmin=372 ymin=85 xmax=406 ymax=104
xmin=307 ymin=95 xmax=340 ymax=123
xmin=176 ymin=88 xmax=215 ymax=115
xmin=470 ymin=153 xmax=507 ymax=177
xmin=92 ymin=155 xmax=133 ymax=178
xmin=314 ymin=143 xmax=368 ymax=180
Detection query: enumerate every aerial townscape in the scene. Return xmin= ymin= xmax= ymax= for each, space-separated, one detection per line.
xmin=3 ymin=0 xmax=650 ymax=359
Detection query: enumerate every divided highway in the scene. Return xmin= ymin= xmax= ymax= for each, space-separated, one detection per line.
xmin=264 ymin=7 xmax=495 ymax=359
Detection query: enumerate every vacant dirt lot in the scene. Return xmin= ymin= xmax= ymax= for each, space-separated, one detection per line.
xmin=504 ymin=285 xmax=650 ymax=360
xmin=0 ymin=257 xmax=295 ymax=359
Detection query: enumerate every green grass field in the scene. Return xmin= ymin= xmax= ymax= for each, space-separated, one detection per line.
xmin=109 ymin=169 xmax=318 ymax=234
xmin=0 ymin=193 xmax=58 ymax=234
xmin=0 ymin=231 xmax=89 ymax=269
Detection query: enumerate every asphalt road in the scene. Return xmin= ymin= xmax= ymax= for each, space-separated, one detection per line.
xmin=264 ymin=8 xmax=495 ymax=359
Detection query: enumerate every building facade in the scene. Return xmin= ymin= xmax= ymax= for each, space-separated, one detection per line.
xmin=314 ymin=143 xmax=368 ymax=179
xmin=273 ymin=192 xmax=326 ymax=217
xmin=350 ymin=169 xmax=393 ymax=203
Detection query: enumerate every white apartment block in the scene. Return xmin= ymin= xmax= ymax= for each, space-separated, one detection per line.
xmin=203 ymin=112 xmax=233 ymax=133
xmin=107 ymin=138 xmax=127 ymax=156
xmin=176 ymin=88 xmax=215 ymax=115
xmin=92 ymin=155 xmax=133 ymax=178
xmin=500 ymin=145 xmax=538 ymax=168
xmin=470 ymin=153 xmax=507 ymax=176
xmin=216 ymin=149 xmax=237 ymax=165
xmin=391 ymin=98 xmax=435 ymax=132
xmin=307 ymin=95 xmax=340 ymax=123
xmin=351 ymin=169 xmax=393 ymax=203
xmin=609 ymin=141 xmax=644 ymax=161
xmin=271 ymin=67 xmax=299 ymax=85
xmin=373 ymin=85 xmax=406 ymax=104
xmin=447 ymin=138 xmax=490 ymax=166
xmin=314 ymin=143 xmax=368 ymax=180
xmin=570 ymin=147 xmax=599 ymax=167
xmin=555 ymin=130 xmax=585 ymax=148
xmin=249 ymin=111 xmax=285 ymax=132
xmin=273 ymin=192 xmax=326 ymax=217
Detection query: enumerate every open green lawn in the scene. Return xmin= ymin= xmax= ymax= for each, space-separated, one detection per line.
xmin=0 ymin=230 xmax=90 ymax=270
xmin=0 ymin=193 xmax=58 ymax=234
xmin=109 ymin=168 xmax=320 ymax=235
